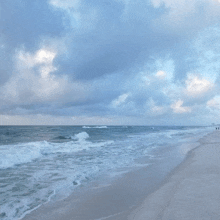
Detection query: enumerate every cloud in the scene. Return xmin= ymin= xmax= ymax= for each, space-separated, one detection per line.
xmin=0 ymin=114 xmax=115 ymax=125
xmin=191 ymin=26 xmax=220 ymax=82
xmin=2 ymin=0 xmax=220 ymax=125
xmin=47 ymin=0 xmax=181 ymax=81
xmin=0 ymin=0 xmax=65 ymax=47
xmin=0 ymin=47 xmax=90 ymax=112
xmin=18 ymin=48 xmax=57 ymax=73
xmin=35 ymin=49 xmax=56 ymax=64
xmin=148 ymin=0 xmax=220 ymax=82
xmin=155 ymin=70 xmax=167 ymax=79
xmin=49 ymin=0 xmax=100 ymax=31
xmin=205 ymin=96 xmax=220 ymax=123
xmin=148 ymin=98 xmax=167 ymax=115
xmin=207 ymin=96 xmax=220 ymax=110
xmin=111 ymin=93 xmax=130 ymax=107
xmin=0 ymin=0 xmax=66 ymax=85
xmin=171 ymin=100 xmax=191 ymax=114
xmin=151 ymin=0 xmax=220 ymax=33
xmin=185 ymin=74 xmax=214 ymax=97
xmin=50 ymin=0 xmax=80 ymax=9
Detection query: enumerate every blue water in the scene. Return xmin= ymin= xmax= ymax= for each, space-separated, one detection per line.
xmin=0 ymin=126 xmax=212 ymax=220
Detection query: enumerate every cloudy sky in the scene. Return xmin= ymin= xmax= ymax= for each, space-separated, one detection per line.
xmin=1 ymin=0 xmax=220 ymax=125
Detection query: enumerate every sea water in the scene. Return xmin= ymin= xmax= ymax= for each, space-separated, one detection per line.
xmin=0 ymin=126 xmax=212 ymax=220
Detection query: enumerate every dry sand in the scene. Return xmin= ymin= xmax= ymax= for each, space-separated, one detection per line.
xmin=130 ymin=131 xmax=220 ymax=220
xmin=22 ymin=130 xmax=220 ymax=220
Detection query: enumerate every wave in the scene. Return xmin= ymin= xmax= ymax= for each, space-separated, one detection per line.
xmin=82 ymin=126 xmax=108 ymax=129
xmin=54 ymin=135 xmax=71 ymax=140
xmin=0 ymin=142 xmax=46 ymax=169
xmin=164 ymin=127 xmax=212 ymax=139
xmin=0 ymin=132 xmax=113 ymax=169
xmin=71 ymin=131 xmax=89 ymax=141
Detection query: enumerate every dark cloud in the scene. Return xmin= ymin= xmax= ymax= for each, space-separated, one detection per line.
xmin=1 ymin=0 xmax=220 ymax=124
xmin=0 ymin=0 xmax=66 ymax=84
xmin=53 ymin=0 xmax=170 ymax=80
xmin=0 ymin=0 xmax=65 ymax=48
xmin=54 ymin=0 xmax=212 ymax=83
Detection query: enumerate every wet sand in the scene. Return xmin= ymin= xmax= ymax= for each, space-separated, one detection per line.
xmin=21 ymin=131 xmax=217 ymax=220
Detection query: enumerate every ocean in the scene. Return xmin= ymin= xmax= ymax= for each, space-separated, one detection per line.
xmin=0 ymin=125 xmax=212 ymax=220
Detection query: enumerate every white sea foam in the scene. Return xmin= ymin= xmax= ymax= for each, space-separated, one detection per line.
xmin=0 ymin=132 xmax=114 ymax=169
xmin=82 ymin=126 xmax=108 ymax=129
xmin=71 ymin=131 xmax=89 ymax=141
xmin=0 ymin=142 xmax=45 ymax=169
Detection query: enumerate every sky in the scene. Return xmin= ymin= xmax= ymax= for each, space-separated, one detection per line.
xmin=1 ymin=0 xmax=220 ymax=125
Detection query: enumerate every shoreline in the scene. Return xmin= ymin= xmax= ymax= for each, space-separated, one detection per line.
xmin=129 ymin=131 xmax=220 ymax=220
xmin=21 ymin=131 xmax=207 ymax=220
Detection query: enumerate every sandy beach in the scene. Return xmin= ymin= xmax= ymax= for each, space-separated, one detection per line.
xmin=21 ymin=130 xmax=219 ymax=220
xmin=130 ymin=131 xmax=220 ymax=220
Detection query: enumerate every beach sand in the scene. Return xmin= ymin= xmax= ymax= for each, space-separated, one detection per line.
xmin=130 ymin=131 xmax=220 ymax=220
xmin=22 ymin=131 xmax=219 ymax=220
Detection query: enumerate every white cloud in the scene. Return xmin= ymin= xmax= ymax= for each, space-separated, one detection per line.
xmin=185 ymin=75 xmax=213 ymax=96
xmin=18 ymin=48 xmax=56 ymax=68
xmin=151 ymin=0 xmax=220 ymax=35
xmin=154 ymin=58 xmax=174 ymax=81
xmin=49 ymin=0 xmax=99 ymax=31
xmin=35 ymin=49 xmax=56 ymax=64
xmin=148 ymin=98 xmax=166 ymax=115
xmin=151 ymin=0 xmax=197 ymax=12
xmin=191 ymin=26 xmax=220 ymax=83
xmin=1 ymin=47 xmax=89 ymax=105
xmin=111 ymin=93 xmax=130 ymax=107
xmin=151 ymin=0 xmax=198 ymax=24
xmin=212 ymin=0 xmax=220 ymax=4
xmin=171 ymin=100 xmax=191 ymax=113
xmin=141 ymin=59 xmax=173 ymax=85
xmin=207 ymin=96 xmax=220 ymax=110
xmin=151 ymin=0 xmax=163 ymax=8
xmin=18 ymin=48 xmax=57 ymax=80
xmin=155 ymin=70 xmax=167 ymax=79
xmin=49 ymin=0 xmax=80 ymax=10
xmin=49 ymin=0 xmax=82 ymax=29
xmin=15 ymin=48 xmax=62 ymax=99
